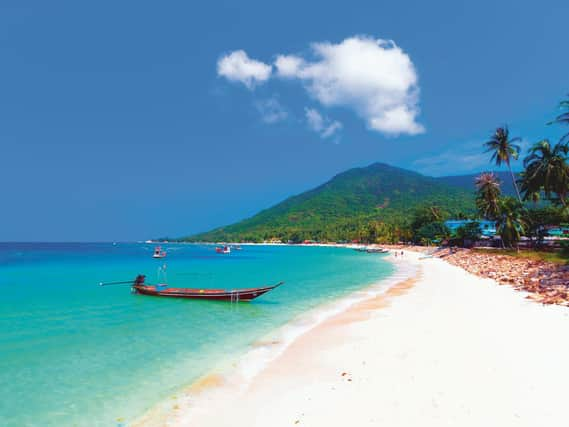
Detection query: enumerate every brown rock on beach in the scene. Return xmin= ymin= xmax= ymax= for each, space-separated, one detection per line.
xmin=385 ymin=245 xmax=569 ymax=307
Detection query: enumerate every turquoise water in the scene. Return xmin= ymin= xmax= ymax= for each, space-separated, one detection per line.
xmin=0 ymin=243 xmax=393 ymax=426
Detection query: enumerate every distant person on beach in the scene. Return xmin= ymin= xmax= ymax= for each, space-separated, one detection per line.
xmin=400 ymin=251 xmax=404 ymax=256
xmin=394 ymin=252 xmax=398 ymax=258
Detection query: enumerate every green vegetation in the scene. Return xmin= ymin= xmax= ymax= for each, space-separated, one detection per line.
xmin=475 ymin=172 xmax=501 ymax=219
xmin=437 ymin=171 xmax=517 ymax=197
xmin=453 ymin=221 xmax=481 ymax=247
xmin=474 ymin=94 xmax=569 ymax=249
xmin=414 ymin=222 xmax=450 ymax=245
xmin=520 ymin=139 xmax=569 ymax=207
xmin=494 ymin=197 xmax=526 ymax=250
xmin=524 ymin=206 xmax=567 ymax=246
xmin=473 ymin=248 xmax=569 ymax=265
xmin=179 ymin=95 xmax=569 ymax=250
xmin=484 ymin=126 xmax=523 ymax=202
xmin=183 ymin=163 xmax=476 ymax=243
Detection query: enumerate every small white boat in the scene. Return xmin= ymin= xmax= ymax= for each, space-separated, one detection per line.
xmin=152 ymin=246 xmax=167 ymax=258
xmin=366 ymin=248 xmax=389 ymax=254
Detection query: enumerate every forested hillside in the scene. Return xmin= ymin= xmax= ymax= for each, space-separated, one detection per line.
xmin=183 ymin=163 xmax=476 ymax=242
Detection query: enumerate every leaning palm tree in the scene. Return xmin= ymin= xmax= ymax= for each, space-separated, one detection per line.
xmin=520 ymin=139 xmax=569 ymax=207
xmin=548 ymin=94 xmax=569 ymax=143
xmin=429 ymin=206 xmax=443 ymax=222
xmin=475 ymin=172 xmax=502 ymax=219
xmin=495 ymin=197 xmax=526 ymax=250
xmin=484 ymin=126 xmax=523 ymax=203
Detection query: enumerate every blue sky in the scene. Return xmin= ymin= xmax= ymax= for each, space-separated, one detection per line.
xmin=1 ymin=0 xmax=568 ymax=241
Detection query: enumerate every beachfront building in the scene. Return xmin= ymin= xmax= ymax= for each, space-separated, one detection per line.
xmin=444 ymin=219 xmax=497 ymax=237
xmin=544 ymin=226 xmax=569 ymax=238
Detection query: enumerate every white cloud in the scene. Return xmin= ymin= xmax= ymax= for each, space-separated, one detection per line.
xmin=255 ymin=98 xmax=288 ymax=124
xmin=305 ymin=107 xmax=343 ymax=139
xmin=216 ymin=35 xmax=423 ymax=136
xmin=321 ymin=121 xmax=343 ymax=138
xmin=217 ymin=50 xmax=272 ymax=89
xmin=274 ymin=55 xmax=305 ymax=78
xmin=275 ymin=36 xmax=424 ymax=136
xmin=305 ymin=107 xmax=323 ymax=130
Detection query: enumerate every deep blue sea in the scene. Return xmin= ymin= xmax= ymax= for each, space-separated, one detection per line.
xmin=0 ymin=243 xmax=393 ymax=426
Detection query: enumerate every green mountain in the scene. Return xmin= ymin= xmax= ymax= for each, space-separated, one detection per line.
xmin=437 ymin=171 xmax=518 ymax=197
xmin=184 ymin=163 xmax=476 ymax=243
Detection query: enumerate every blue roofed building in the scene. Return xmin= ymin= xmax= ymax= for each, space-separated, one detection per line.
xmin=544 ymin=226 xmax=569 ymax=238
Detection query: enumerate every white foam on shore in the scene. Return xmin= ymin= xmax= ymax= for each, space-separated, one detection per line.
xmin=232 ymin=256 xmax=418 ymax=385
xmin=140 ymin=254 xmax=420 ymax=426
xmin=136 ymin=250 xmax=569 ymax=427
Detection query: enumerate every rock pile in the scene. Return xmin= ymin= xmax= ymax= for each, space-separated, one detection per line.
xmin=434 ymin=248 xmax=569 ymax=306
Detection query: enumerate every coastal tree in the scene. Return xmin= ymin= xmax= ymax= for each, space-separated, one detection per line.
xmin=523 ymin=206 xmax=568 ymax=248
xmin=453 ymin=221 xmax=481 ymax=248
xmin=475 ymin=172 xmax=502 ymax=219
xmin=410 ymin=205 xmax=449 ymax=231
xmin=484 ymin=126 xmax=523 ymax=203
xmin=363 ymin=221 xmax=397 ymax=244
xmin=455 ymin=211 xmax=470 ymax=220
xmin=409 ymin=205 xmax=451 ymax=244
xmin=415 ymin=222 xmax=450 ymax=246
xmin=520 ymin=139 xmax=569 ymax=207
xmin=495 ymin=197 xmax=526 ymax=250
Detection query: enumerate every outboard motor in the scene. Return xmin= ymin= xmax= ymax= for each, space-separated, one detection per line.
xmin=132 ymin=275 xmax=146 ymax=293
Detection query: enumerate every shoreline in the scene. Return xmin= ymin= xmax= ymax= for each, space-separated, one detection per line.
xmin=132 ymin=251 xmax=417 ymax=426
xmin=142 ymin=250 xmax=569 ymax=426
xmin=382 ymin=245 xmax=569 ymax=306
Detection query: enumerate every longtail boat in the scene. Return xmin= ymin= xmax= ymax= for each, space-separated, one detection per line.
xmin=101 ymin=275 xmax=283 ymax=302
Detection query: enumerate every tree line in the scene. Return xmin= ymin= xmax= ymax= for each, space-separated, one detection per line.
xmin=181 ymin=95 xmax=568 ymax=248
xmin=417 ymin=94 xmax=569 ymax=249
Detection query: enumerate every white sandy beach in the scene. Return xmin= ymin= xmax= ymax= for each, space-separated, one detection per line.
xmin=140 ymin=251 xmax=569 ymax=426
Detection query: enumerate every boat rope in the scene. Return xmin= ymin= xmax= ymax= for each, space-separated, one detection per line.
xmin=230 ymin=290 xmax=239 ymax=303
xmin=157 ymin=263 xmax=168 ymax=285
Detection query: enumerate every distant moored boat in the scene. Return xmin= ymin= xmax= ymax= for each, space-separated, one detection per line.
xmin=366 ymin=248 xmax=389 ymax=254
xmin=152 ymin=246 xmax=166 ymax=258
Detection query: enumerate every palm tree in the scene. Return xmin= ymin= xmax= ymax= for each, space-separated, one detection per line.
xmin=520 ymin=139 xmax=569 ymax=207
xmin=484 ymin=126 xmax=523 ymax=203
xmin=495 ymin=197 xmax=526 ymax=250
xmin=429 ymin=206 xmax=443 ymax=222
xmin=548 ymin=94 xmax=569 ymax=143
xmin=475 ymin=172 xmax=502 ymax=219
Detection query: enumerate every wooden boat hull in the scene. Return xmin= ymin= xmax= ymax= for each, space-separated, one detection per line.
xmin=132 ymin=282 xmax=283 ymax=301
